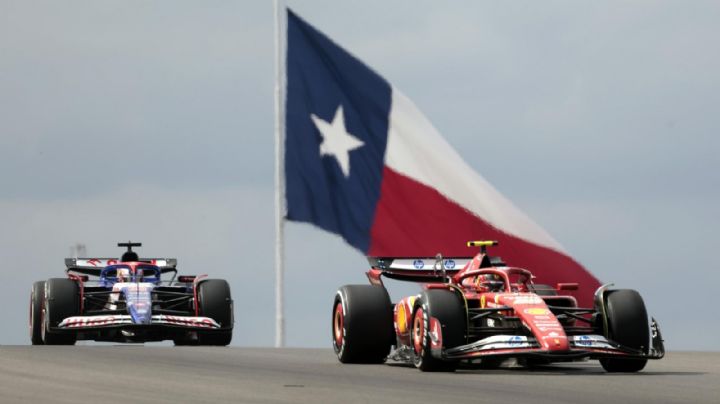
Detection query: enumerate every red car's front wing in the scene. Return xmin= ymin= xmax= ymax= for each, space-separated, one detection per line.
xmin=440 ymin=331 xmax=665 ymax=362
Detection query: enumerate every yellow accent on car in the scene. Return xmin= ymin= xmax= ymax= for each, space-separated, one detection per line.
xmin=396 ymin=304 xmax=407 ymax=334
xmin=397 ymin=296 xmax=417 ymax=335
xmin=525 ymin=308 xmax=549 ymax=316
xmin=466 ymin=240 xmax=499 ymax=247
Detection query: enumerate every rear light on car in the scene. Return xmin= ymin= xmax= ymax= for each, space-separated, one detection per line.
xmin=178 ymin=275 xmax=196 ymax=283
xmin=556 ymin=283 xmax=579 ymax=291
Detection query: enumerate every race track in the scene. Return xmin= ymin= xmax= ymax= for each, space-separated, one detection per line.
xmin=0 ymin=347 xmax=716 ymax=403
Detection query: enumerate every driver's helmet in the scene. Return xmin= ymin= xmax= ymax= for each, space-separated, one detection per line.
xmin=116 ymin=268 xmax=130 ymax=283
xmin=121 ymin=251 xmax=139 ymax=262
xmin=477 ymin=273 xmax=505 ymax=292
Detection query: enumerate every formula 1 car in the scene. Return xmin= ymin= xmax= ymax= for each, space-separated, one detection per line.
xmin=30 ymin=242 xmax=233 ymax=345
xmin=332 ymin=241 xmax=664 ymax=372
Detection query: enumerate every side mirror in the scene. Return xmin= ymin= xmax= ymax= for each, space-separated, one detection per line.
xmin=556 ymin=283 xmax=579 ymax=291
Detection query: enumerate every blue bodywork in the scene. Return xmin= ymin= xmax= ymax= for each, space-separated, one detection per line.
xmin=100 ymin=264 xmax=163 ymax=325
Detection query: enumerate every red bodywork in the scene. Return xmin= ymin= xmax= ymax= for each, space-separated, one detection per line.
xmin=373 ymin=250 xmax=662 ymax=362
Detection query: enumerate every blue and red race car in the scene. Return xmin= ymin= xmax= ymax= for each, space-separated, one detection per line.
xmin=332 ymin=241 xmax=664 ymax=372
xmin=30 ymin=242 xmax=233 ymax=345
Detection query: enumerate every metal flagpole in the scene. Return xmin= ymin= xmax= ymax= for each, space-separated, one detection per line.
xmin=273 ymin=0 xmax=286 ymax=348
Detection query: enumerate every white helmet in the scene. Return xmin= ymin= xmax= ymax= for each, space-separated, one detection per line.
xmin=116 ymin=268 xmax=130 ymax=283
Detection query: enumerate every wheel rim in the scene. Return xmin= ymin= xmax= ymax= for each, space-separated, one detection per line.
xmin=333 ymin=303 xmax=344 ymax=349
xmin=413 ymin=308 xmax=425 ymax=355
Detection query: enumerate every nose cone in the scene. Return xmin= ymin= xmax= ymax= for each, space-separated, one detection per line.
xmin=539 ymin=335 xmax=569 ymax=351
xmin=129 ymin=302 xmax=152 ymax=325
xmin=514 ymin=303 xmax=569 ymax=351
xmin=121 ymin=284 xmax=153 ymax=325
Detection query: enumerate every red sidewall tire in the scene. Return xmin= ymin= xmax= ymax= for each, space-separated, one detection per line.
xmin=332 ymin=285 xmax=393 ymax=364
xmin=332 ymin=301 xmax=345 ymax=355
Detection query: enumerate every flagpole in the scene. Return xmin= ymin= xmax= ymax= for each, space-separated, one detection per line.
xmin=273 ymin=0 xmax=286 ymax=348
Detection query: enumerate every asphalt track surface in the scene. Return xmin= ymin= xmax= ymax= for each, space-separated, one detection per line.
xmin=0 ymin=347 xmax=717 ymax=404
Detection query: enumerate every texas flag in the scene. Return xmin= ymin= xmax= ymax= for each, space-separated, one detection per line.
xmin=284 ymin=10 xmax=600 ymax=306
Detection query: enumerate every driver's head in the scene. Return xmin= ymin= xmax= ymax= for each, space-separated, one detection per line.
xmin=121 ymin=251 xmax=139 ymax=262
xmin=116 ymin=268 xmax=130 ymax=283
xmin=478 ymin=274 xmax=504 ymax=292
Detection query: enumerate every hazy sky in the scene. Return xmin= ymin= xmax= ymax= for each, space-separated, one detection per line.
xmin=1 ymin=1 xmax=718 ymax=349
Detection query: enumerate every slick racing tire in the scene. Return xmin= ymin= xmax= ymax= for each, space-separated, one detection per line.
xmin=196 ymin=279 xmax=233 ymax=346
xmin=332 ymin=285 xmax=393 ymax=363
xmin=412 ymin=289 xmax=466 ymax=372
xmin=30 ymin=281 xmax=46 ymax=345
xmin=42 ymin=278 xmax=79 ymax=345
xmin=600 ymin=289 xmax=649 ymax=373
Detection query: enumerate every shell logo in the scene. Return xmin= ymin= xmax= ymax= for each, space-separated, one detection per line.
xmin=396 ymin=297 xmax=416 ymax=335
xmin=397 ymin=304 xmax=408 ymax=334
xmin=480 ymin=295 xmax=486 ymax=308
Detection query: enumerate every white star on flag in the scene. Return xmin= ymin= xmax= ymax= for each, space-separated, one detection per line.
xmin=311 ymin=106 xmax=365 ymax=177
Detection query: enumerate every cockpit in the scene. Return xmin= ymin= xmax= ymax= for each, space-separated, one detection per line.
xmin=462 ymin=267 xmax=534 ymax=293
xmin=100 ymin=264 xmax=161 ymax=286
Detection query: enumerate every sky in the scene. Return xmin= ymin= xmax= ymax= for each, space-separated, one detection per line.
xmin=1 ymin=1 xmax=718 ymax=349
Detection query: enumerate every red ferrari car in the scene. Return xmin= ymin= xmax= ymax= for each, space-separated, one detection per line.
xmin=332 ymin=241 xmax=664 ymax=372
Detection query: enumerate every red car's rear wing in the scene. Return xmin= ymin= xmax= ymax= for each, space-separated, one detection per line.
xmin=64 ymin=258 xmax=178 ymax=276
xmin=367 ymin=256 xmax=474 ymax=284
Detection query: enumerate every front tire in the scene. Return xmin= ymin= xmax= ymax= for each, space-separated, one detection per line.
xmin=412 ymin=289 xmax=466 ymax=372
xmin=196 ymin=279 xmax=233 ymax=346
xmin=42 ymin=278 xmax=79 ymax=345
xmin=600 ymin=289 xmax=649 ymax=372
xmin=332 ymin=285 xmax=393 ymax=363
xmin=30 ymin=281 xmax=46 ymax=345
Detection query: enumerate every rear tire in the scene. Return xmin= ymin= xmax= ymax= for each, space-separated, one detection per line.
xmin=196 ymin=279 xmax=233 ymax=346
xmin=600 ymin=289 xmax=649 ymax=373
xmin=30 ymin=281 xmax=45 ymax=345
xmin=412 ymin=289 xmax=466 ymax=372
xmin=332 ymin=285 xmax=393 ymax=363
xmin=42 ymin=278 xmax=79 ymax=345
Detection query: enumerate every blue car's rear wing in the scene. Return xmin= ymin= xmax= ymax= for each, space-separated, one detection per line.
xmin=65 ymin=258 xmax=178 ymax=276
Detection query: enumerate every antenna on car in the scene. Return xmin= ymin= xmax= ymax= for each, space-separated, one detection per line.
xmin=466 ymin=240 xmax=499 ymax=254
xmin=118 ymin=241 xmax=142 ymax=252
